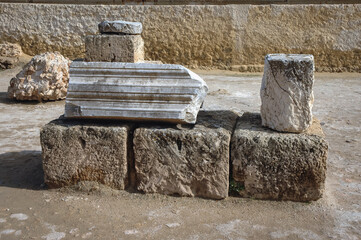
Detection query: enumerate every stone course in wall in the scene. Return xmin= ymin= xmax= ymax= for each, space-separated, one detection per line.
xmin=0 ymin=3 xmax=359 ymax=72
xmin=40 ymin=111 xmax=328 ymax=202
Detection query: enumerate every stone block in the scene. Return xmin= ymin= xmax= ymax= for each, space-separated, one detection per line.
xmin=98 ymin=20 xmax=142 ymax=35
xmin=40 ymin=118 xmax=131 ymax=189
xmin=231 ymin=113 xmax=328 ymax=202
xmin=85 ymin=34 xmax=144 ymax=62
xmin=133 ymin=110 xmax=238 ymax=199
xmin=261 ymin=54 xmax=314 ymax=133
xmin=65 ymin=62 xmax=208 ymax=124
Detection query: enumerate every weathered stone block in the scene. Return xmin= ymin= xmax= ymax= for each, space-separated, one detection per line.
xmin=133 ymin=110 xmax=238 ymax=199
xmin=231 ymin=113 xmax=328 ymax=202
xmin=261 ymin=54 xmax=314 ymax=133
xmin=85 ymin=34 xmax=144 ymax=62
xmin=98 ymin=20 xmax=142 ymax=35
xmin=40 ymin=118 xmax=131 ymax=189
xmin=65 ymin=62 xmax=208 ymax=124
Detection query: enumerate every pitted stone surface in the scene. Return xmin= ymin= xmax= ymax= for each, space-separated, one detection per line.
xmin=261 ymin=54 xmax=314 ymax=133
xmin=134 ymin=110 xmax=238 ymax=199
xmin=98 ymin=20 xmax=142 ymax=35
xmin=40 ymin=118 xmax=131 ymax=189
xmin=231 ymin=113 xmax=328 ymax=202
xmin=0 ymin=42 xmax=22 ymax=69
xmin=85 ymin=34 xmax=144 ymax=62
xmin=0 ymin=42 xmax=22 ymax=57
xmin=65 ymin=62 xmax=208 ymax=124
xmin=7 ymin=52 xmax=71 ymax=101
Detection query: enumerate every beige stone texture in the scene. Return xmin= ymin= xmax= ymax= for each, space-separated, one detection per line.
xmin=133 ymin=110 xmax=238 ymax=199
xmin=0 ymin=42 xmax=22 ymax=69
xmin=0 ymin=56 xmax=18 ymax=69
xmin=40 ymin=118 xmax=131 ymax=189
xmin=85 ymin=35 xmax=144 ymax=62
xmin=231 ymin=113 xmax=328 ymax=202
xmin=0 ymin=4 xmax=359 ymax=71
xmin=0 ymin=42 xmax=22 ymax=57
xmin=7 ymin=52 xmax=71 ymax=101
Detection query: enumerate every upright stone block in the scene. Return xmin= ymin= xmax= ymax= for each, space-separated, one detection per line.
xmin=261 ymin=54 xmax=314 ymax=133
xmin=231 ymin=113 xmax=328 ymax=202
xmin=133 ymin=110 xmax=238 ymax=199
xmin=85 ymin=35 xmax=144 ymax=62
xmin=40 ymin=118 xmax=131 ymax=189
xmin=65 ymin=62 xmax=208 ymax=124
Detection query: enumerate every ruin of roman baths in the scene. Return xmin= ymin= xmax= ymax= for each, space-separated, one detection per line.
xmin=0 ymin=1 xmax=360 ymax=239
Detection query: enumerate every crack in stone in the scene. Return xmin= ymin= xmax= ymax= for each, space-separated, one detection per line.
xmin=267 ymin=59 xmax=301 ymax=110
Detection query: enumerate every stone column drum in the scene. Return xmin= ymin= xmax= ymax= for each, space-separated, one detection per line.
xmin=260 ymin=54 xmax=314 ymax=133
xmin=85 ymin=20 xmax=144 ymax=62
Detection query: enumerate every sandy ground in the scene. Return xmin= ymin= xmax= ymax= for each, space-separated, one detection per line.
xmin=0 ymin=59 xmax=360 ymax=240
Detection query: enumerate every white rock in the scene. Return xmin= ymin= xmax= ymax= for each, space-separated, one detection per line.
xmin=260 ymin=54 xmax=314 ymax=133
xmin=98 ymin=20 xmax=142 ymax=35
xmin=65 ymin=62 xmax=208 ymax=124
xmin=8 ymin=52 xmax=71 ymax=101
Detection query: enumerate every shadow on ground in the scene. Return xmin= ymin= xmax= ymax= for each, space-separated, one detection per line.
xmin=0 ymin=150 xmax=44 ymax=190
xmin=0 ymin=92 xmax=40 ymax=105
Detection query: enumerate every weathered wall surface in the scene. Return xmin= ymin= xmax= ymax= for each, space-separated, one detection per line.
xmin=0 ymin=3 xmax=360 ymax=71
xmin=0 ymin=1 xmax=359 ymax=4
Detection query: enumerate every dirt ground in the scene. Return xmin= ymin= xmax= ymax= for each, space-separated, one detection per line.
xmin=0 ymin=59 xmax=360 ymax=240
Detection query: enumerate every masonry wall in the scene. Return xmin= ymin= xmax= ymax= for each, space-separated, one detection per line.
xmin=0 ymin=3 xmax=360 ymax=72
xmin=0 ymin=1 xmax=359 ymax=4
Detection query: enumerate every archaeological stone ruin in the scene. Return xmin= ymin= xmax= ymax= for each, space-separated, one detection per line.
xmin=85 ymin=20 xmax=144 ymax=63
xmin=20 ymin=20 xmax=329 ymax=202
xmin=65 ymin=62 xmax=208 ymax=124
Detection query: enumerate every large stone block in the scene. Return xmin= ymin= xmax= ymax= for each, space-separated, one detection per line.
xmin=261 ymin=54 xmax=314 ymax=133
xmin=133 ymin=110 xmax=238 ymax=199
xmin=65 ymin=62 xmax=208 ymax=124
xmin=85 ymin=34 xmax=144 ymax=62
xmin=40 ymin=118 xmax=131 ymax=189
xmin=231 ymin=113 xmax=328 ymax=202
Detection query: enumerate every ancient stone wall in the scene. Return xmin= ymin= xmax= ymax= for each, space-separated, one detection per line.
xmin=0 ymin=1 xmax=359 ymax=4
xmin=0 ymin=3 xmax=360 ymax=71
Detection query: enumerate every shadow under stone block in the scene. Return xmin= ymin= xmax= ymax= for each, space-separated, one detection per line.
xmin=133 ymin=110 xmax=239 ymax=200
xmin=40 ymin=118 xmax=131 ymax=189
xmin=231 ymin=113 xmax=328 ymax=202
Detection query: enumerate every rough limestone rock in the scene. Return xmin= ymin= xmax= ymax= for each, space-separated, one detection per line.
xmin=0 ymin=42 xmax=22 ymax=57
xmin=40 ymin=118 xmax=131 ymax=189
xmin=0 ymin=42 xmax=22 ymax=69
xmin=133 ymin=110 xmax=238 ymax=199
xmin=260 ymin=54 xmax=314 ymax=133
xmin=7 ymin=52 xmax=71 ymax=101
xmin=85 ymin=35 xmax=144 ymax=62
xmin=231 ymin=113 xmax=328 ymax=202
xmin=98 ymin=20 xmax=142 ymax=35
xmin=65 ymin=62 xmax=208 ymax=124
